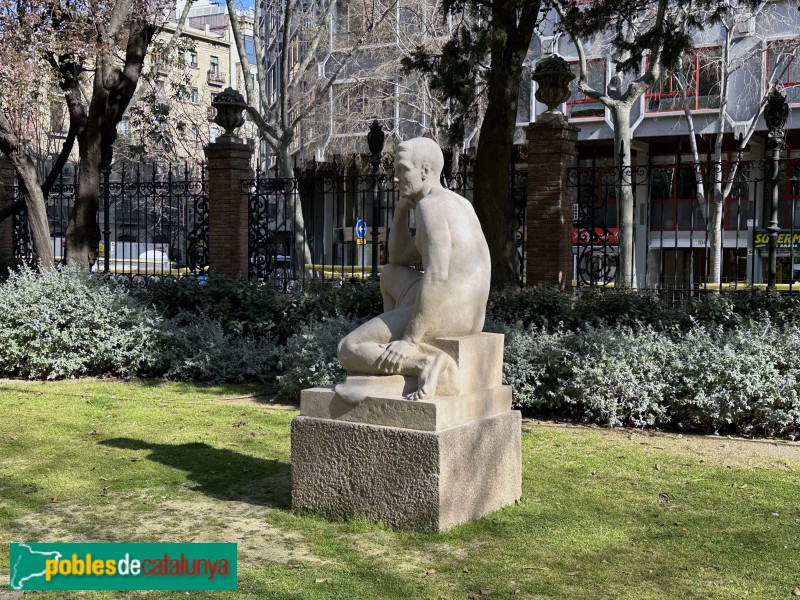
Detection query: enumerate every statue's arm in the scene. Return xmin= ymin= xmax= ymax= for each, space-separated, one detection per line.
xmin=402 ymin=203 xmax=451 ymax=345
xmin=388 ymin=198 xmax=422 ymax=265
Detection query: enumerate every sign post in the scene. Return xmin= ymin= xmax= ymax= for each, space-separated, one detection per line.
xmin=356 ymin=219 xmax=367 ymax=245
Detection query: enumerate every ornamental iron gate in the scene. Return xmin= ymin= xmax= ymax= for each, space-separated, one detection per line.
xmin=245 ymin=153 xmax=526 ymax=290
xmin=12 ymin=162 xmax=209 ymax=284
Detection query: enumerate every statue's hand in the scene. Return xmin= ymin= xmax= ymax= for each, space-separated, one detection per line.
xmin=376 ymin=339 xmax=417 ymax=374
xmin=396 ymin=196 xmax=415 ymax=212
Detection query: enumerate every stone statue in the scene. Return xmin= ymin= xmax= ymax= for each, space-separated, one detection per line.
xmin=335 ymin=137 xmax=491 ymax=405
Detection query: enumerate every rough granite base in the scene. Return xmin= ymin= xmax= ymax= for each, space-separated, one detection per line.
xmin=291 ymin=410 xmax=522 ymax=531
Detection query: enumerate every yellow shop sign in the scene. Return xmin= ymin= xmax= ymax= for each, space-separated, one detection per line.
xmin=754 ymin=231 xmax=800 ymax=249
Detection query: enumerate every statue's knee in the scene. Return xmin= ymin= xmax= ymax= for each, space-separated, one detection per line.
xmin=336 ymin=336 xmax=349 ymax=359
xmin=337 ymin=335 xmax=359 ymax=364
xmin=337 ymin=338 xmax=360 ymax=372
xmin=379 ymin=264 xmax=398 ymax=292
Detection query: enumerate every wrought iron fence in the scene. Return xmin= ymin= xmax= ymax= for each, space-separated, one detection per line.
xmin=12 ymin=153 xmax=527 ymax=290
xmin=12 ymin=162 xmax=209 ymax=284
xmin=245 ymin=154 xmax=526 ymax=290
xmin=568 ymin=151 xmax=800 ymax=297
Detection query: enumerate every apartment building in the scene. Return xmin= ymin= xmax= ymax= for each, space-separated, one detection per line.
xmin=525 ymin=1 xmax=800 ymax=288
xmin=115 ymin=9 xmax=232 ymax=164
xmin=258 ymin=0 xmax=450 ymax=166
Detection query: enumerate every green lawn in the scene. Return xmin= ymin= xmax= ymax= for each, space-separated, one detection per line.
xmin=1 ymin=379 xmax=798 ymax=599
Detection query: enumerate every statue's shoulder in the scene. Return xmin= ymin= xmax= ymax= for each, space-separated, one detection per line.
xmin=420 ymin=188 xmax=464 ymax=210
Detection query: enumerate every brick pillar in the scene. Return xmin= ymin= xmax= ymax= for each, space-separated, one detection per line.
xmin=0 ymin=155 xmax=15 ymax=257
xmin=204 ymin=139 xmax=253 ymax=279
xmin=525 ymin=113 xmax=579 ymax=290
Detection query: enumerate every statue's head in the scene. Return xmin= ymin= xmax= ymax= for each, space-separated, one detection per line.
xmin=394 ymin=137 xmax=444 ymax=201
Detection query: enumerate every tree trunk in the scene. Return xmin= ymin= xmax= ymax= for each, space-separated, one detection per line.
xmin=471 ymin=3 xmax=527 ymax=290
xmin=0 ymin=114 xmax=55 ymax=270
xmin=709 ymin=183 xmax=724 ymax=286
xmin=10 ymin=157 xmax=55 ymax=270
xmin=66 ymin=69 xmax=108 ymax=270
xmin=66 ymin=131 xmax=102 ymax=270
xmin=276 ymin=146 xmax=312 ymax=269
xmin=63 ymin=20 xmax=152 ymax=270
xmin=611 ymin=103 xmax=637 ymax=289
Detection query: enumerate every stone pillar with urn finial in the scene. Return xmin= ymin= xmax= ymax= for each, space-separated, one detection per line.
xmin=204 ymin=87 xmax=254 ymax=279
xmin=526 ymin=56 xmax=580 ymax=290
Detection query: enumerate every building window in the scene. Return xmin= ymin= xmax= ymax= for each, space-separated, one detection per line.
xmin=189 ymin=52 xmax=198 ymax=68
xmin=566 ymin=59 xmax=605 ymax=119
xmin=572 ymin=162 xmax=619 ymax=229
xmin=208 ymin=56 xmax=223 ymax=85
xmin=649 ymin=157 xmax=752 ymax=232
xmin=724 ymin=169 xmax=753 ymax=231
xmin=334 ymin=0 xmax=394 ymax=49
xmin=646 ymin=47 xmax=722 ymax=112
xmin=50 ymin=101 xmax=67 ymax=135
xmin=333 ymin=80 xmax=395 ymax=133
xmin=517 ymin=68 xmax=532 ymax=124
xmin=762 ymin=158 xmax=800 ymax=229
xmin=244 ymin=35 xmax=257 ymax=64
xmin=650 ymin=163 xmax=706 ymax=231
xmin=767 ymin=40 xmax=800 ymax=103
xmin=190 ymin=87 xmax=199 ymax=104
xmin=268 ymin=65 xmax=278 ymax=105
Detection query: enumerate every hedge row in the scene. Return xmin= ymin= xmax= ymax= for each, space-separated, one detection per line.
xmin=2 ymin=267 xmax=799 ymax=438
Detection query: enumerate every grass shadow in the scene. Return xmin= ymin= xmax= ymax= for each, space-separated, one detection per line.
xmin=100 ymin=438 xmax=291 ymax=509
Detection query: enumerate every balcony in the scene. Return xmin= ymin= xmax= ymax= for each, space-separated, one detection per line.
xmin=207 ymin=69 xmax=226 ymax=87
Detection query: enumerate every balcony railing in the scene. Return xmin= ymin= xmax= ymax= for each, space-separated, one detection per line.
xmin=207 ymin=69 xmax=226 ymax=86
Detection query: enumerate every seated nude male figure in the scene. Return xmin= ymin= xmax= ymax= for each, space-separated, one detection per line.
xmin=335 ymin=137 xmax=491 ymax=404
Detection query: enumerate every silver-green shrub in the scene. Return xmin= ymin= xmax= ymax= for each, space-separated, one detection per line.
xmin=665 ymin=325 xmax=800 ymax=438
xmin=0 ymin=267 xmax=280 ymax=382
xmin=561 ymin=325 xmax=673 ymax=428
xmin=503 ymin=321 xmax=800 ymax=438
xmin=277 ymin=314 xmax=364 ymax=401
xmin=159 ymin=312 xmax=279 ymax=383
xmin=0 ymin=266 xmax=163 ymax=378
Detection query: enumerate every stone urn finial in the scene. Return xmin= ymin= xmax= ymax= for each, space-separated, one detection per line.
xmin=212 ymin=87 xmax=248 ymax=142
xmin=532 ymin=56 xmax=575 ymax=114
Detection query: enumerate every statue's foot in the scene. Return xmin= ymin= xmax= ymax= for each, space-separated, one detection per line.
xmin=334 ymin=374 xmax=411 ymax=406
xmin=406 ymin=352 xmax=457 ymax=401
xmin=334 ymin=381 xmax=364 ymax=406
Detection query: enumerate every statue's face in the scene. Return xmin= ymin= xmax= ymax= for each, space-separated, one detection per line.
xmin=394 ymin=150 xmax=426 ymax=201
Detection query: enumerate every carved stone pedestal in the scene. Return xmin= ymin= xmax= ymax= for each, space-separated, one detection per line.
xmin=291 ymin=333 xmax=522 ymax=531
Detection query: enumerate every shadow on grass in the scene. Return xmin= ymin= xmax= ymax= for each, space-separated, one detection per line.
xmin=122 ymin=379 xmax=285 ymax=404
xmin=100 ymin=438 xmax=291 ymax=509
